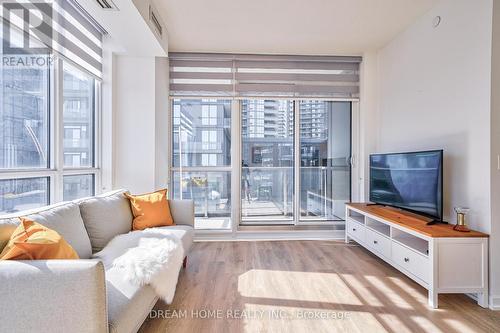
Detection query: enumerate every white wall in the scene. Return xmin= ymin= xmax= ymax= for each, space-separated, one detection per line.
xmin=114 ymin=56 xmax=157 ymax=193
xmin=78 ymin=0 xmax=166 ymax=57
xmin=374 ymin=0 xmax=497 ymax=305
xmin=376 ymin=0 xmax=492 ymax=227
xmin=112 ymin=55 xmax=170 ymax=193
xmin=154 ymin=57 xmax=170 ymax=189
xmin=490 ymin=0 xmax=500 ymax=309
xmin=100 ymin=35 xmax=121 ymax=193
xmin=359 ymin=51 xmax=379 ymax=200
xmin=132 ymin=0 xmax=169 ymax=54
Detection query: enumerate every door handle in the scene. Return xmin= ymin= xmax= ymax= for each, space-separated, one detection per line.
xmin=347 ymin=155 xmax=355 ymax=168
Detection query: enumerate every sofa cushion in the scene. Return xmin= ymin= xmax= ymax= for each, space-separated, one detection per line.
xmin=0 ymin=218 xmax=20 ymax=252
xmin=0 ymin=202 xmax=92 ymax=259
xmin=156 ymin=225 xmax=194 ymax=253
xmin=0 ymin=218 xmax=79 ymax=260
xmin=105 ymin=267 xmax=158 ymax=333
xmin=79 ymin=190 xmax=133 ymax=253
xmin=168 ymin=200 xmax=195 ymax=227
xmin=125 ymin=189 xmax=174 ymax=230
xmin=94 ymin=223 xmax=193 ymax=333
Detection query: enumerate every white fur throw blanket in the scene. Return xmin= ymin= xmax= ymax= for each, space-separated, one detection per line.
xmin=93 ymin=228 xmax=184 ymax=303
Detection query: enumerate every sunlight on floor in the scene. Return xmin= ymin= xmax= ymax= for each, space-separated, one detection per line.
xmin=241 ymin=303 xmax=387 ymax=333
xmin=387 ymin=276 xmax=427 ymax=305
xmin=238 ymin=269 xmax=363 ymax=305
xmin=364 ymin=275 xmax=413 ymax=310
xmin=377 ymin=313 xmax=414 ymax=333
xmin=141 ymin=242 xmax=500 ymax=333
xmin=411 ymin=315 xmax=445 ymax=333
xmin=442 ymin=318 xmax=480 ymax=333
xmin=340 ymin=274 xmax=384 ymax=307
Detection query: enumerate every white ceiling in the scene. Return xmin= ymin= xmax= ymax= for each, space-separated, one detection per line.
xmin=153 ymin=0 xmax=438 ymax=56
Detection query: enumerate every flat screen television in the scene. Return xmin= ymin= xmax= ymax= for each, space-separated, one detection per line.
xmin=369 ymin=150 xmax=443 ymax=221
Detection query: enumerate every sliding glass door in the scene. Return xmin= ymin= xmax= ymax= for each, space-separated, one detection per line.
xmin=170 ymin=98 xmax=353 ymax=229
xmin=171 ymin=99 xmax=232 ymax=230
xmin=299 ymin=101 xmax=351 ymax=222
xmin=241 ymin=100 xmax=294 ymax=223
xmin=240 ymin=100 xmax=351 ymax=225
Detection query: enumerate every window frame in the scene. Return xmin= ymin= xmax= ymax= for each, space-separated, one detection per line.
xmin=240 ymin=98 xmax=296 ymax=225
xmin=0 ymin=55 xmax=102 ymax=211
xmin=170 ymin=98 xmax=233 ymax=230
xmin=295 ymin=100 xmax=353 ymax=225
xmin=169 ymin=97 xmax=360 ymax=233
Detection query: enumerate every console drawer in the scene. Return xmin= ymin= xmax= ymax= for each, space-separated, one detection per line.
xmin=392 ymin=241 xmax=430 ymax=284
xmin=366 ymin=228 xmax=391 ymax=259
xmin=347 ymin=219 xmax=366 ymax=244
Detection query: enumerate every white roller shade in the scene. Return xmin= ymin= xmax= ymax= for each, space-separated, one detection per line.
xmin=169 ymin=53 xmax=361 ymax=98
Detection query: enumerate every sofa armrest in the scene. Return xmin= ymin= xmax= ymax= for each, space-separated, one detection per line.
xmin=169 ymin=200 xmax=195 ymax=227
xmin=0 ymin=260 xmax=107 ymax=333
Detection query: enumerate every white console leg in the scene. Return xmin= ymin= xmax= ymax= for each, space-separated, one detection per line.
xmin=345 ymin=234 xmax=350 ymax=244
xmin=477 ymin=292 xmax=489 ymax=308
xmin=428 ymin=290 xmax=438 ymax=309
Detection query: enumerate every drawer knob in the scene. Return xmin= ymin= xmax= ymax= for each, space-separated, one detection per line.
xmin=352 ymin=228 xmax=356 ymax=231
xmin=373 ymin=240 xmax=378 ymax=244
xmin=404 ymin=257 xmax=410 ymax=263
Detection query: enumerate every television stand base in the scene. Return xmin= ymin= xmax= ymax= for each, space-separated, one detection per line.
xmin=345 ymin=203 xmax=489 ymax=309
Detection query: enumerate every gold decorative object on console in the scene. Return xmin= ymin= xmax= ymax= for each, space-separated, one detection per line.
xmin=453 ymin=207 xmax=471 ymax=232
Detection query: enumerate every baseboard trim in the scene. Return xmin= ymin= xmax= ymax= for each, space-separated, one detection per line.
xmin=194 ymin=230 xmax=345 ymax=242
xmin=490 ymin=295 xmax=500 ymax=310
xmin=470 ymin=294 xmax=500 ymax=310
xmin=466 ymin=293 xmax=477 ymax=302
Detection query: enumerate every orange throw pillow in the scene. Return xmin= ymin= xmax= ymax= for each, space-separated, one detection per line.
xmin=125 ymin=189 xmax=175 ymax=230
xmin=0 ymin=218 xmax=79 ymax=260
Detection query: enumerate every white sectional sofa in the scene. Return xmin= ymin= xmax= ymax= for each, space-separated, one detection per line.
xmin=0 ymin=190 xmax=194 ymax=333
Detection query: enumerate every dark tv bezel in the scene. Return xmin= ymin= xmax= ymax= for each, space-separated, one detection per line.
xmin=369 ymin=149 xmax=444 ymax=221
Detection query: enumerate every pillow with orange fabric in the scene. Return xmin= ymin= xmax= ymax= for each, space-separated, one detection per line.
xmin=124 ymin=189 xmax=175 ymax=230
xmin=0 ymin=218 xmax=79 ymax=260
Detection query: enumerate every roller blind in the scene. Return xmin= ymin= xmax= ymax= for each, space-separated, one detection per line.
xmin=1 ymin=0 xmax=104 ymax=78
xmin=169 ymin=53 xmax=361 ymax=98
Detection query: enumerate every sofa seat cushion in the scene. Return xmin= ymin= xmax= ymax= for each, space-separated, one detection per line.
xmin=78 ymin=190 xmax=133 ymax=253
xmin=155 ymin=225 xmax=194 ymax=253
xmin=0 ymin=202 xmax=92 ymax=259
xmin=105 ymin=267 xmax=158 ymax=333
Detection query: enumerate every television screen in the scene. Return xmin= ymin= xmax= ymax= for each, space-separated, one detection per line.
xmin=369 ymin=150 xmax=443 ymax=220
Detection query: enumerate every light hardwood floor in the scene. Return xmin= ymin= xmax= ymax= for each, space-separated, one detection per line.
xmin=139 ymin=241 xmax=500 ymax=333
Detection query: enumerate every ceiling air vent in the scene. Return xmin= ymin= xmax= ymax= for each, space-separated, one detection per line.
xmin=149 ymin=6 xmax=163 ymax=37
xmin=95 ymin=0 xmax=118 ymax=10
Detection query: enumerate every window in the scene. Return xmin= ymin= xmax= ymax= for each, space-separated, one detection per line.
xmin=241 ymin=100 xmax=294 ymax=223
xmin=63 ymin=174 xmax=94 ymax=201
xmin=299 ymin=101 xmax=351 ymax=221
xmin=172 ymin=171 xmax=231 ymax=229
xmin=171 ymin=99 xmax=232 ymax=229
xmin=63 ymin=63 xmax=95 ymax=168
xmin=0 ymin=57 xmax=100 ymax=214
xmin=0 ymin=1 xmax=103 ymax=214
xmin=0 ymin=177 xmax=49 ymax=213
xmin=169 ymin=53 xmax=358 ymax=231
xmin=201 ymin=104 xmax=217 ymax=125
xmin=0 ymin=59 xmax=50 ymax=169
xmin=201 ymin=130 xmax=217 ymax=150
